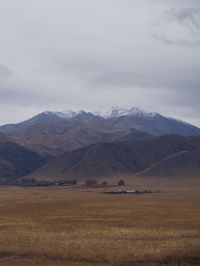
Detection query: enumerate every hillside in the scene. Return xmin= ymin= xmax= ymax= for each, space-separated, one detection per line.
xmin=138 ymin=149 xmax=200 ymax=178
xmin=5 ymin=121 xmax=153 ymax=157
xmin=0 ymin=139 xmax=47 ymax=182
xmin=29 ymin=135 xmax=200 ymax=181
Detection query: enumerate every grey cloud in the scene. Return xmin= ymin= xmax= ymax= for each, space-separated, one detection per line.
xmin=0 ymin=87 xmax=41 ymax=105
xmin=89 ymin=60 xmax=200 ymax=93
xmin=153 ymin=4 xmax=200 ymax=47
xmin=167 ymin=6 xmax=200 ymax=30
xmin=152 ymin=32 xmax=200 ymax=47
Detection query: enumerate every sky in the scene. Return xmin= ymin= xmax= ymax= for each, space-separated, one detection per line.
xmin=0 ymin=0 xmax=200 ymax=126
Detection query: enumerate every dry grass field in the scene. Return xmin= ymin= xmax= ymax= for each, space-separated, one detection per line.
xmin=0 ymin=178 xmax=199 ymax=266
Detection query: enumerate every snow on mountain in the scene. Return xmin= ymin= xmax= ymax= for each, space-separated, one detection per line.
xmin=1 ymin=107 xmax=200 ymax=137
xmin=44 ymin=107 xmax=159 ymax=120
xmin=44 ymin=110 xmax=84 ymax=120
xmin=100 ymin=107 xmax=159 ymax=119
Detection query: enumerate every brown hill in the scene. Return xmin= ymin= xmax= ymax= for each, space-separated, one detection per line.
xmin=29 ymin=135 xmax=200 ymax=181
xmin=7 ymin=121 xmax=152 ymax=157
xmin=0 ymin=131 xmax=55 ymax=161
xmin=138 ymin=149 xmax=200 ymax=178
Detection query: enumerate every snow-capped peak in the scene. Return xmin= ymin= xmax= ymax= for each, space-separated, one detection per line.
xmin=58 ymin=110 xmax=84 ymax=119
xmin=44 ymin=110 xmax=84 ymax=120
xmin=101 ymin=107 xmax=158 ymax=119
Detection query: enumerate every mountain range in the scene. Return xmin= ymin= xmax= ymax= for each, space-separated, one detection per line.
xmin=1 ymin=107 xmax=199 ymax=136
xmin=0 ymin=107 xmax=200 ymax=183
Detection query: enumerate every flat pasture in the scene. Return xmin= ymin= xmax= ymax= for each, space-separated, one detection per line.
xmin=0 ymin=178 xmax=199 ymax=265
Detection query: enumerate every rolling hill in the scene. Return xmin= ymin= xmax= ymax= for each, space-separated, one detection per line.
xmin=138 ymin=149 xmax=200 ymax=178
xmin=28 ymin=135 xmax=200 ymax=181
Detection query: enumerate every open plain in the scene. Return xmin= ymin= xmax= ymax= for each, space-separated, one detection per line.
xmin=0 ymin=178 xmax=199 ymax=266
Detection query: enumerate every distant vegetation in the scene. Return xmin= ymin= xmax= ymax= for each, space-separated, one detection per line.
xmin=0 ymin=178 xmax=77 ymax=187
xmin=118 ymin=179 xmax=125 ymax=186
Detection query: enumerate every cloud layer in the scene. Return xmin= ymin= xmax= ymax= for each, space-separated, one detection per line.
xmin=0 ymin=0 xmax=199 ymax=126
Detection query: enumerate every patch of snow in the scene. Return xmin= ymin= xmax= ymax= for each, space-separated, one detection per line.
xmin=43 ymin=110 xmax=84 ymax=120
xmin=100 ymin=107 xmax=158 ymax=119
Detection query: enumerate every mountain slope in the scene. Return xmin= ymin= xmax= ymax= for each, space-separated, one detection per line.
xmin=106 ymin=112 xmax=200 ymax=136
xmin=138 ymin=149 xmax=200 ymax=178
xmin=29 ymin=135 xmax=200 ymax=181
xmin=4 ymin=121 xmax=152 ymax=157
xmin=0 ymin=112 xmax=67 ymax=132
xmin=0 ymin=132 xmax=11 ymax=142
xmin=0 ymin=139 xmax=47 ymax=180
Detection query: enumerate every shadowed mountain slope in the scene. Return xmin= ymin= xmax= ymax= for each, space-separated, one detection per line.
xmin=0 ymin=137 xmax=47 ymax=180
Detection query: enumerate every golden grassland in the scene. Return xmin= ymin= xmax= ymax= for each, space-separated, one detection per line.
xmin=0 ymin=178 xmax=199 ymax=265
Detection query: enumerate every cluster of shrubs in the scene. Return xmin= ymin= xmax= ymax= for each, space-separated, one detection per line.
xmin=0 ymin=178 xmax=77 ymax=187
xmin=118 ymin=179 xmax=125 ymax=186
xmin=0 ymin=177 xmax=126 ymax=187
xmin=84 ymin=179 xmax=125 ymax=187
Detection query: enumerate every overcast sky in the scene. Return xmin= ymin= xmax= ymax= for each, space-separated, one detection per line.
xmin=0 ymin=0 xmax=200 ymax=126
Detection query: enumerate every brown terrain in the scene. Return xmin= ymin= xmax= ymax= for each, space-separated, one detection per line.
xmin=6 ymin=121 xmax=154 ymax=158
xmin=138 ymin=149 xmax=200 ymax=178
xmin=0 ymin=178 xmax=199 ymax=266
xmin=29 ymin=135 xmax=200 ymax=181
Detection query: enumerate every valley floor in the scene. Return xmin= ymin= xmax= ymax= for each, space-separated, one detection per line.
xmin=0 ymin=178 xmax=200 ymax=266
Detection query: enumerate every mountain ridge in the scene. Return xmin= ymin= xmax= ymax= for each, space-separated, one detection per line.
xmin=1 ymin=107 xmax=199 ymax=135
